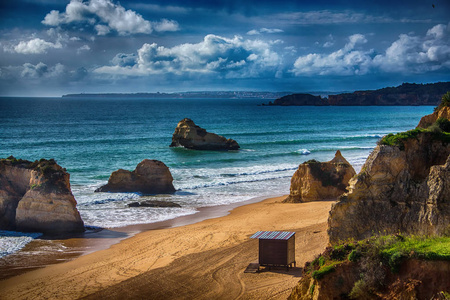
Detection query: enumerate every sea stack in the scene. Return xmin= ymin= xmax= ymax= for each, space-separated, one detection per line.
xmin=0 ymin=157 xmax=84 ymax=234
xmin=283 ymin=150 xmax=356 ymax=203
xmin=170 ymin=118 xmax=240 ymax=150
xmin=96 ymin=159 xmax=176 ymax=194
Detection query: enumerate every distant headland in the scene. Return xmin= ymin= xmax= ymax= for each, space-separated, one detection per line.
xmin=264 ymin=81 xmax=450 ymax=106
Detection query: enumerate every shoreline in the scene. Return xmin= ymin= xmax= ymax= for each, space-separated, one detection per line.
xmin=0 ymin=194 xmax=281 ymax=281
xmin=0 ymin=195 xmax=335 ymax=299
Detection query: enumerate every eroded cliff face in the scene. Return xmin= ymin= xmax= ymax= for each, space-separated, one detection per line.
xmin=284 ymin=151 xmax=356 ymax=203
xmin=417 ymin=106 xmax=450 ymax=128
xmin=96 ymin=159 xmax=176 ymax=194
xmin=327 ymin=133 xmax=450 ymax=244
xmin=289 ymin=259 xmax=450 ymax=300
xmin=170 ymin=118 xmax=240 ymax=150
xmin=0 ymin=157 xmax=84 ymax=234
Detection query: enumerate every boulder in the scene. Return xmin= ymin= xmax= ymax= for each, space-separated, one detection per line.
xmin=0 ymin=157 xmax=84 ymax=234
xmin=283 ymin=151 xmax=356 ymax=203
xmin=327 ymin=133 xmax=450 ymax=244
xmin=96 ymin=159 xmax=176 ymax=194
xmin=170 ymin=118 xmax=240 ymax=150
xmin=128 ymin=200 xmax=181 ymax=208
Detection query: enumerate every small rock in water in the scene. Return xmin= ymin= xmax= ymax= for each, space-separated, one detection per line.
xmin=128 ymin=200 xmax=181 ymax=208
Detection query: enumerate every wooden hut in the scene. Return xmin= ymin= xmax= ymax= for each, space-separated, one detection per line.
xmin=250 ymin=231 xmax=296 ymax=270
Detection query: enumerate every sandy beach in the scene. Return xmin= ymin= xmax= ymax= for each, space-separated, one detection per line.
xmin=0 ymin=196 xmax=334 ymax=300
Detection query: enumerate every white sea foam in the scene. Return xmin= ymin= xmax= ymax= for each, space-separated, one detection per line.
xmin=295 ymin=149 xmax=311 ymax=155
xmin=0 ymin=231 xmax=42 ymax=258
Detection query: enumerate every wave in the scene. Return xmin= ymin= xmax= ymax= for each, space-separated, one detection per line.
xmin=245 ymin=134 xmax=383 ymax=147
xmin=294 ymin=149 xmax=311 ymax=155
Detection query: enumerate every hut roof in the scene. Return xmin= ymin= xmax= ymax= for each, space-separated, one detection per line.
xmin=250 ymin=231 xmax=295 ymax=240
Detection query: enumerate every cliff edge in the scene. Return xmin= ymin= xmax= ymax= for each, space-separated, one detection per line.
xmin=328 ymin=102 xmax=450 ymax=244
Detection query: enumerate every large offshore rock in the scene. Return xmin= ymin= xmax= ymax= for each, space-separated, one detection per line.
xmin=283 ymin=151 xmax=356 ymax=203
xmin=328 ymin=134 xmax=450 ymax=244
xmin=170 ymin=118 xmax=240 ymax=150
xmin=96 ymin=159 xmax=176 ymax=194
xmin=0 ymin=157 xmax=84 ymax=234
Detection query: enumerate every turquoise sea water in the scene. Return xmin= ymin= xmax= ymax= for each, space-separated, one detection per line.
xmin=0 ymin=97 xmax=434 ymax=256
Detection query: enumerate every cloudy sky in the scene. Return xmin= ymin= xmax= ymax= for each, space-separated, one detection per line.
xmin=1 ymin=0 xmax=449 ymax=96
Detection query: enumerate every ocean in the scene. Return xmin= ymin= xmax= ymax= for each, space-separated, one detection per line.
xmin=0 ymin=97 xmax=434 ymax=257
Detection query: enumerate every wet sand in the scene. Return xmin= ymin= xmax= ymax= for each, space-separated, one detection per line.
xmin=0 ymin=196 xmax=334 ymax=300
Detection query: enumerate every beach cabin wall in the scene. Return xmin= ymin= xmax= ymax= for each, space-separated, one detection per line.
xmin=251 ymin=231 xmax=296 ymax=269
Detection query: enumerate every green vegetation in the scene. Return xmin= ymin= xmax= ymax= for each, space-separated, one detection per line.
xmin=435 ymin=91 xmax=450 ymax=111
xmin=311 ymin=262 xmax=338 ymax=279
xmin=304 ymin=235 xmax=450 ymax=297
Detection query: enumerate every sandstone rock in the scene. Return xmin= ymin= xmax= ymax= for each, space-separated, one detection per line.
xmin=128 ymin=200 xmax=181 ymax=208
xmin=170 ymin=118 xmax=240 ymax=150
xmin=96 ymin=159 xmax=175 ymax=194
xmin=283 ymin=151 xmax=356 ymax=203
xmin=0 ymin=157 xmax=84 ymax=234
xmin=327 ymin=133 xmax=450 ymax=244
xmin=417 ymin=106 xmax=450 ymax=128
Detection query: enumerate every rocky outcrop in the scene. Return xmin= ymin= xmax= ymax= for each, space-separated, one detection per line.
xmin=96 ymin=159 xmax=176 ymax=194
xmin=128 ymin=200 xmax=181 ymax=208
xmin=328 ymin=133 xmax=450 ymax=244
xmin=283 ymin=151 xmax=356 ymax=203
xmin=170 ymin=118 xmax=240 ymax=150
xmin=0 ymin=157 xmax=84 ymax=234
xmin=268 ymin=94 xmax=327 ymax=106
xmin=417 ymin=106 xmax=450 ymax=128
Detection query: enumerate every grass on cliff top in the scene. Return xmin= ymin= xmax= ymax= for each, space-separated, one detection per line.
xmin=307 ymin=235 xmax=450 ymax=280
xmin=379 ymin=125 xmax=450 ymax=149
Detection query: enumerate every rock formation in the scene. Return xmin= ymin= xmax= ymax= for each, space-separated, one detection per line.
xmin=96 ymin=159 xmax=176 ymax=194
xmin=268 ymin=94 xmax=326 ymax=106
xmin=283 ymin=151 xmax=356 ymax=203
xmin=417 ymin=106 xmax=450 ymax=128
xmin=170 ymin=118 xmax=240 ymax=150
xmin=328 ymin=107 xmax=450 ymax=243
xmin=128 ymin=200 xmax=181 ymax=208
xmin=0 ymin=157 xmax=84 ymax=234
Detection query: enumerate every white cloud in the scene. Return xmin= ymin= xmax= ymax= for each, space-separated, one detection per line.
xmin=77 ymin=44 xmax=90 ymax=54
xmin=20 ymin=62 xmax=65 ymax=78
xmin=152 ymin=19 xmax=179 ymax=32
xmin=293 ymin=34 xmax=372 ymax=76
xmin=373 ymin=23 xmax=450 ymax=73
xmin=11 ymin=38 xmax=62 ymax=54
xmin=292 ymin=23 xmax=450 ymax=76
xmin=95 ymin=34 xmax=281 ymax=78
xmin=42 ymin=0 xmax=179 ymax=36
xmin=247 ymin=28 xmax=283 ymax=35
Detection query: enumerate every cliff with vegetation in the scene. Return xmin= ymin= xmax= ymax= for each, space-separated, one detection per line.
xmin=328 ymin=102 xmax=450 ymax=244
xmin=0 ymin=157 xmax=84 ymax=234
xmin=289 ymin=236 xmax=450 ymax=299
xmin=266 ymin=82 xmax=450 ymax=106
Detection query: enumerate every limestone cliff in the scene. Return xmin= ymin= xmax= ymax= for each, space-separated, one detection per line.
xmin=0 ymin=157 xmax=84 ymax=234
xmin=328 ymin=130 xmax=450 ymax=244
xmin=170 ymin=118 xmax=240 ymax=150
xmin=283 ymin=151 xmax=356 ymax=203
xmin=417 ymin=106 xmax=450 ymax=128
xmin=96 ymin=159 xmax=175 ymax=194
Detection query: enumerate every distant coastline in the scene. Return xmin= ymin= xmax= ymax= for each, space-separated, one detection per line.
xmin=263 ymin=81 xmax=450 ymax=106
xmin=62 ymin=91 xmax=294 ymax=99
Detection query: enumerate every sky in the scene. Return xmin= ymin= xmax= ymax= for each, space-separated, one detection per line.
xmin=0 ymin=0 xmax=449 ymax=96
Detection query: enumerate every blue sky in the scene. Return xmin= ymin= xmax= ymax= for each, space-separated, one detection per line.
xmin=0 ymin=0 xmax=449 ymax=96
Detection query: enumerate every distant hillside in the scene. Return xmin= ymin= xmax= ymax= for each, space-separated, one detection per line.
xmin=265 ymin=82 xmax=450 ymax=106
